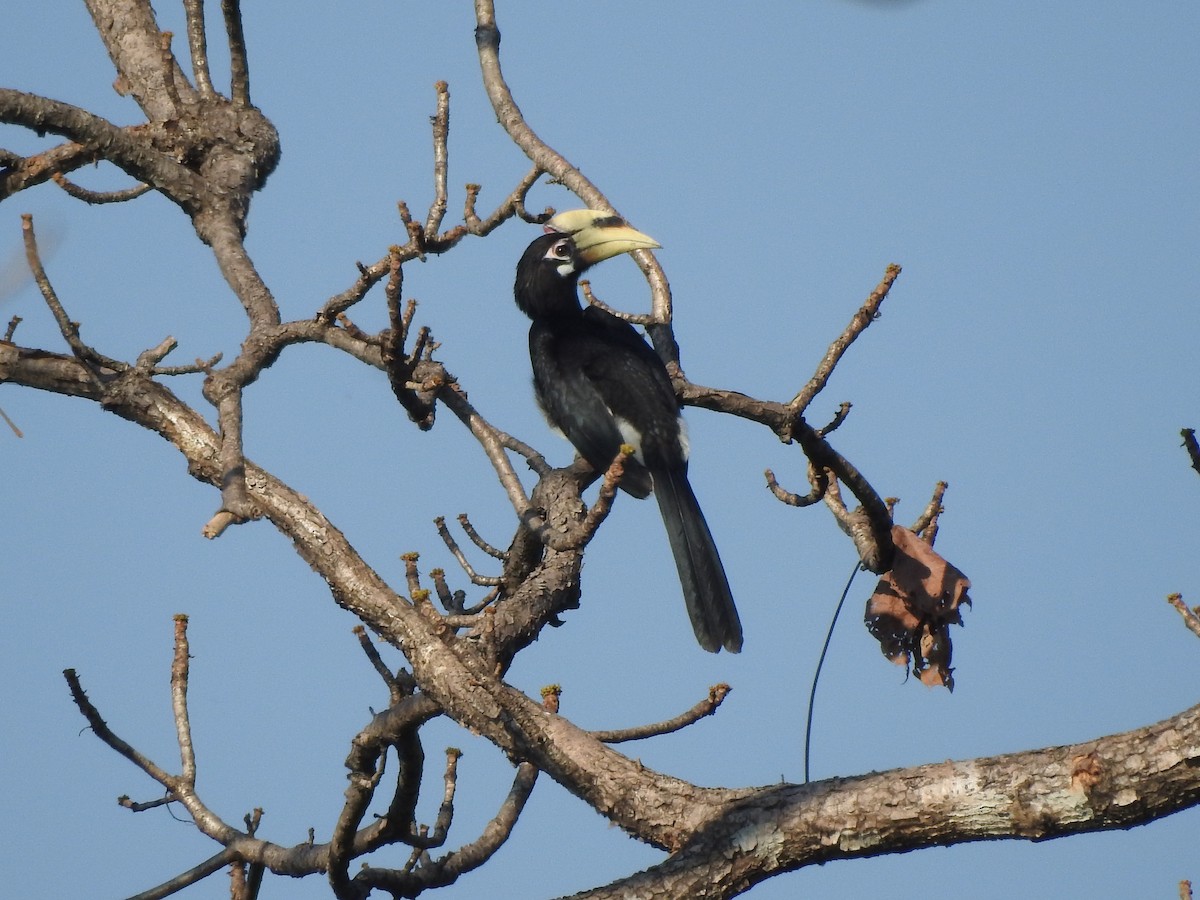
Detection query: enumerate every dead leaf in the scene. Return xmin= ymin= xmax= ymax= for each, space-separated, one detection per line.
xmin=865 ymin=525 xmax=971 ymax=690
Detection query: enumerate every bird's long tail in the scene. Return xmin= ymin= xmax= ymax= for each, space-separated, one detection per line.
xmin=653 ymin=467 xmax=743 ymax=653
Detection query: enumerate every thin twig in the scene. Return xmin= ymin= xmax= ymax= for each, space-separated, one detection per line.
xmin=0 ymin=89 xmax=202 ymax=201
xmin=52 ymin=173 xmax=152 ymax=204
xmin=383 ymin=257 xmax=440 ymax=430
xmin=911 ymin=481 xmax=949 ymax=544
xmin=353 ymin=626 xmax=408 ymax=703
xmin=171 ymin=615 xmax=197 ymax=784
xmin=118 ymin=794 xmax=177 ymax=813
xmin=591 ymin=684 xmax=731 ymax=743
xmin=459 ymin=587 xmax=500 ymax=617
xmin=435 ymin=517 xmax=502 ymax=587
xmin=463 ymin=165 xmax=548 ymax=235
xmin=401 ymin=553 xmax=425 ymax=599
xmin=21 ymin=214 xmax=124 ymax=374
xmin=157 ymin=31 xmax=183 ymax=112
xmin=433 ymin=378 xmax=545 ymax=533
xmin=457 ymin=514 xmax=505 ymax=559
xmin=426 ymin=81 xmax=451 ymax=237
xmin=764 ymin=464 xmax=828 ymax=508
xmin=221 ymin=0 xmax=251 ymax=106
xmin=63 ymin=669 xmax=177 ymax=786
xmin=182 ymin=0 xmax=215 ymax=98
xmin=329 ymin=729 xmax=393 ymax=899
xmin=1167 ymin=594 xmax=1200 ymax=642
xmin=430 ymin=568 xmax=466 ymax=615
xmin=152 ymin=350 xmax=223 ymax=377
xmin=420 ymin=748 xmax=462 ymax=848
xmin=353 ymin=762 xmax=538 ymax=895
xmin=581 ymin=281 xmax=656 ymax=326
xmin=0 ymin=142 xmax=103 ymax=201
xmin=788 ymin=264 xmax=902 ymax=417
xmin=135 ymin=337 xmax=178 ymax=371
xmin=496 ymin=428 xmax=550 ymax=475
xmin=127 ymin=848 xmax=238 ymax=900
xmin=0 ymin=405 xmax=23 ymax=438
xmin=818 ymin=401 xmax=852 ymax=436
xmin=317 ymin=256 xmax=392 ymax=324
xmin=1182 ymin=429 xmax=1200 ymax=476
xmin=577 ymin=447 xmax=632 ymax=542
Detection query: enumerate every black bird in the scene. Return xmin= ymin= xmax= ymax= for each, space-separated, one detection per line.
xmin=513 ymin=209 xmax=742 ymax=653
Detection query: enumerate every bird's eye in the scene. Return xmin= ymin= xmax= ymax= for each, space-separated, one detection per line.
xmin=548 ymin=238 xmax=572 ymax=260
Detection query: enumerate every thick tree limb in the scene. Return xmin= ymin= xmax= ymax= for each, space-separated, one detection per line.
xmin=85 ymin=0 xmax=196 ymax=121
xmin=1 ymin=344 xmax=734 ymax=849
xmin=570 ymin=701 xmax=1200 ymax=899
xmin=0 ymin=89 xmax=204 ymax=209
xmin=0 ymin=142 xmax=103 ymax=200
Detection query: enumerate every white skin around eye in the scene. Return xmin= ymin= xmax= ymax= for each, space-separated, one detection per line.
xmin=545 ymin=240 xmax=575 ymax=278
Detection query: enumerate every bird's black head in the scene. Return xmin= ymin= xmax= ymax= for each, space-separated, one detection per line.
xmin=513 ymin=210 xmax=661 ymax=321
xmin=514 ymin=232 xmax=585 ymax=320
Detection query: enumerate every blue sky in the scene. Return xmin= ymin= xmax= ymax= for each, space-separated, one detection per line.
xmin=3 ymin=2 xmax=1199 ymax=898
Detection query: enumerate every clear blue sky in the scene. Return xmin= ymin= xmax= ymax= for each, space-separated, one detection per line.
xmin=3 ymin=2 xmax=1199 ymax=898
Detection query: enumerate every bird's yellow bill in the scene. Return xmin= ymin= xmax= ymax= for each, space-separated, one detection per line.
xmin=547 ymin=209 xmax=660 ymax=265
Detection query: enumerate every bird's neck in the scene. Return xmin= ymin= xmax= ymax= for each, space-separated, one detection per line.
xmin=515 ymin=284 xmax=583 ymax=321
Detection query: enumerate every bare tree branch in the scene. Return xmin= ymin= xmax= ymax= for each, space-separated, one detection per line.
xmin=765 ymin=463 xmax=829 ymax=508
xmin=0 ymin=89 xmax=203 ymax=207
xmin=581 ymin=280 xmax=657 ymax=326
xmin=21 ymin=214 xmax=124 ymax=373
xmin=569 ymin=702 xmax=1200 ymax=899
xmin=1182 ymin=428 xmax=1200 ymax=476
xmin=463 ymin=165 xmax=548 ymax=235
xmin=84 ymin=0 xmax=195 ymax=121
xmin=126 ymin=848 xmax=238 ymax=900
xmin=472 ymin=0 xmax=674 ymax=334
xmin=426 ymin=80 xmax=452 ymax=236
xmin=6 ymin=6 xmax=1193 ymax=898
xmin=182 ymin=0 xmax=215 ymax=98
xmin=911 ymin=480 xmax=949 ymax=543
xmin=221 ymin=0 xmax=252 ymax=106
xmin=1167 ymin=594 xmax=1200 ymax=642
xmin=0 ymin=142 xmax=102 ymax=200
xmin=591 ymin=684 xmax=732 ymax=744
xmin=788 ymin=263 xmax=902 ymax=415
xmin=52 ymin=173 xmax=153 ymax=204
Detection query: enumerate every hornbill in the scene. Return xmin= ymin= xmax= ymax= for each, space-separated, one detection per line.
xmin=513 ymin=209 xmax=743 ymax=653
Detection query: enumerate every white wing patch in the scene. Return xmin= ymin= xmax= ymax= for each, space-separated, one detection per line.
xmin=611 ymin=415 xmax=689 ymax=462
xmin=613 ymin=415 xmax=644 ymax=462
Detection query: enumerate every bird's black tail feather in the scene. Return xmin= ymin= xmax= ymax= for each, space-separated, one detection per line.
xmin=653 ymin=467 xmax=743 ymax=653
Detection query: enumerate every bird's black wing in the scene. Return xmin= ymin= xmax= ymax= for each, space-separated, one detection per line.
xmin=579 ymin=308 xmax=742 ymax=652
xmin=528 ymin=319 xmax=653 ymax=497
xmin=533 ymin=308 xmax=742 ymax=652
xmin=576 ymin=306 xmax=685 ymax=470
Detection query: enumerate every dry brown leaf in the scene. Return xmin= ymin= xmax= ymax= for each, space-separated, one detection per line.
xmin=865 ymin=525 xmax=971 ymax=690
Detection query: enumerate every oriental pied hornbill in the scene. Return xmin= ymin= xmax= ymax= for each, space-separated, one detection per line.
xmin=513 ymin=209 xmax=743 ymax=653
